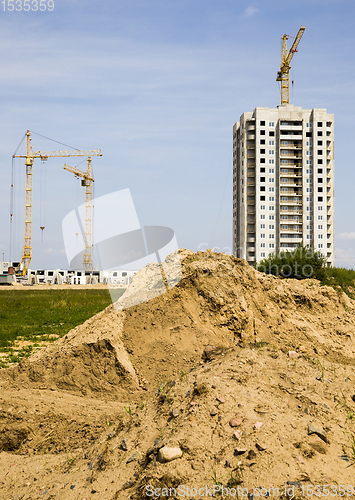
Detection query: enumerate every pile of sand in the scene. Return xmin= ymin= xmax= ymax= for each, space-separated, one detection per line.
xmin=0 ymin=250 xmax=355 ymax=499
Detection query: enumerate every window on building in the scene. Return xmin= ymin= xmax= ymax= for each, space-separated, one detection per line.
xmin=307 ymin=197 xmax=311 ymax=202
xmin=318 ymin=244 xmax=323 ymax=249
xmin=317 ymin=131 xmax=323 ymax=136
xmin=269 ymin=170 xmax=274 ymax=174
xmin=260 ymin=121 xmax=265 ymax=126
xmin=317 ymin=141 xmax=323 ymax=146
xmin=306 ymin=188 xmax=312 ymax=192
xmin=260 ymin=139 xmax=265 ymax=145
xmin=306 ymin=160 xmax=312 ymax=165
xmin=261 ymin=243 xmax=265 ymax=248
xmin=269 ymin=159 xmax=275 ymax=164
xmin=269 ymin=122 xmax=274 ymax=127
xmin=270 ymin=234 xmax=275 ymax=239
xmin=318 ymin=187 xmax=323 ymax=192
xmin=318 ymin=225 xmax=323 ymax=229
xmin=306 ymin=151 xmax=312 ymax=155
xmin=306 ymin=132 xmax=312 ymax=137
xmin=261 ymin=234 xmax=266 ymax=238
xmin=307 ymin=225 xmax=312 ymax=230
xmin=261 ymin=205 xmax=265 ymax=210
xmin=269 ymin=215 xmax=275 ymax=220
xmin=269 ymin=131 xmax=275 ymax=137
xmin=318 ymin=234 xmax=323 ymax=239
xmin=269 ymin=224 xmax=274 ymax=229
xmin=260 ymin=186 xmax=265 ymax=191
xmin=318 ymin=215 xmax=323 ymax=220
xmin=260 ymin=130 xmax=265 ymax=135
xmin=318 ymin=178 xmax=323 ymax=183
xmin=317 ymin=150 xmax=323 ymax=155
xmin=260 ymin=158 xmax=265 ymax=163
xmin=306 ymin=141 xmax=312 ymax=146
xmin=317 ymin=168 xmax=323 ymax=173
xmin=260 ymin=167 xmax=265 ymax=172
xmin=318 ymin=159 xmax=323 ymax=164
xmin=260 ymin=149 xmax=265 ymax=154
xmin=260 ymin=196 xmax=265 ymax=201
xmin=269 ymin=243 xmax=275 ymax=248
xmin=306 ymin=179 xmax=311 ymax=183
xmin=260 ymin=224 xmax=265 ymax=229
xmin=269 ymin=196 xmax=274 ymax=201
xmin=307 ymin=235 xmax=311 ymax=239
xmin=269 ymin=187 xmax=274 ymax=192
xmin=306 ymin=216 xmax=312 ymax=221
xmin=269 ymin=150 xmax=274 ymax=154
xmin=269 ymin=141 xmax=274 ymax=146
xmin=260 ymin=252 xmax=265 ymax=257
xmin=306 ymin=123 xmax=312 ymax=128
xmin=260 ymin=177 xmax=266 ymax=182
xmin=306 ymin=169 xmax=312 ymax=174
xmin=269 ymin=206 xmax=275 ymax=210
xmin=318 ymin=206 xmax=323 ymax=211
xmin=260 ymin=214 xmax=265 ymax=219
xmin=317 ymin=122 xmax=322 ymax=127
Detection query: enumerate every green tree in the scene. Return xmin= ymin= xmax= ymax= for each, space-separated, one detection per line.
xmin=256 ymin=243 xmax=327 ymax=281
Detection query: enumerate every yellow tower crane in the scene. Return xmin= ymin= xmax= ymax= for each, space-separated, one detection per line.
xmin=276 ymin=25 xmax=305 ymax=106
xmin=13 ymin=130 xmax=102 ymax=277
xmin=63 ymin=159 xmax=95 ymax=272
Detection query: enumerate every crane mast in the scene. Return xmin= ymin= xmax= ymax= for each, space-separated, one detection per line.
xmin=276 ymin=25 xmax=305 ymax=106
xmin=63 ymin=160 xmax=95 ymax=272
xmin=13 ymin=131 xmax=102 ymax=277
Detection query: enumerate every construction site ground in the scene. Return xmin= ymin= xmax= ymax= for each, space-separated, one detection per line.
xmin=0 ymin=249 xmax=355 ymax=500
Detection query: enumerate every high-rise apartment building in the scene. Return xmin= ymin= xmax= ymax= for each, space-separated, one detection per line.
xmin=233 ymin=104 xmax=334 ymax=266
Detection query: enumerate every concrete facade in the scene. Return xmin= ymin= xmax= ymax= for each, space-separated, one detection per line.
xmin=233 ymin=105 xmax=334 ymax=266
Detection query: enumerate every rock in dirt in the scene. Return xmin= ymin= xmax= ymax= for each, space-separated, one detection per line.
xmin=308 ymin=436 xmax=327 ymax=454
xmin=230 ymin=417 xmax=242 ymax=427
xmin=255 ymin=442 xmax=267 ymax=451
xmin=158 ymin=446 xmax=183 ymax=463
xmin=121 ymin=439 xmax=128 ymax=451
xmin=307 ymin=424 xmax=329 ymax=443
xmin=126 ymin=453 xmax=138 ymax=464
xmin=210 ymin=407 xmax=218 ymax=416
xmin=234 ymin=448 xmax=247 ymax=455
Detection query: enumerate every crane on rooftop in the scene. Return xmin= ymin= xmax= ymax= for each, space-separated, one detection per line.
xmin=276 ymin=25 xmax=305 ymax=106
xmin=12 ymin=130 xmax=102 ymax=277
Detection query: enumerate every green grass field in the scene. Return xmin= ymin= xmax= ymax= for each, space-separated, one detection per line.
xmin=0 ymin=288 xmax=124 ymax=368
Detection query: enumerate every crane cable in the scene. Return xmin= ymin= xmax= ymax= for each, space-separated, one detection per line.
xmin=39 ymin=161 xmax=46 ymax=241
xmin=29 ymin=130 xmax=80 ymax=151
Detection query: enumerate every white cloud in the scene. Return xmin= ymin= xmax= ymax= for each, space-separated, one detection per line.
xmin=337 ymin=232 xmax=355 ymax=240
xmin=335 ymin=247 xmax=355 ymax=269
xmin=243 ymin=5 xmax=259 ymax=18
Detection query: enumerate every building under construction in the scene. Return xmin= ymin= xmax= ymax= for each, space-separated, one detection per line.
xmin=0 ymin=261 xmax=136 ymax=286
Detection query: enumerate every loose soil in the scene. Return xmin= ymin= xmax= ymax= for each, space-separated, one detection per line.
xmin=0 ymin=250 xmax=355 ymax=499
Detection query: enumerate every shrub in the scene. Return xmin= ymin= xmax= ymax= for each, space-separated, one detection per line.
xmin=256 ymin=244 xmax=327 ymax=281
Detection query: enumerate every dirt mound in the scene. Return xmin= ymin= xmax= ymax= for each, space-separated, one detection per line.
xmin=1 ymin=250 xmax=355 ymax=499
xmin=4 ymin=306 xmax=139 ymax=397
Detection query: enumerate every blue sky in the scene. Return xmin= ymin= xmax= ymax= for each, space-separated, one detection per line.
xmin=1 ymin=0 xmax=354 ymax=269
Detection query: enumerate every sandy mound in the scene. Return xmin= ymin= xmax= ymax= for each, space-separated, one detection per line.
xmin=0 ymin=250 xmax=355 ymax=499
xmin=4 ymin=306 xmax=139 ymax=397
